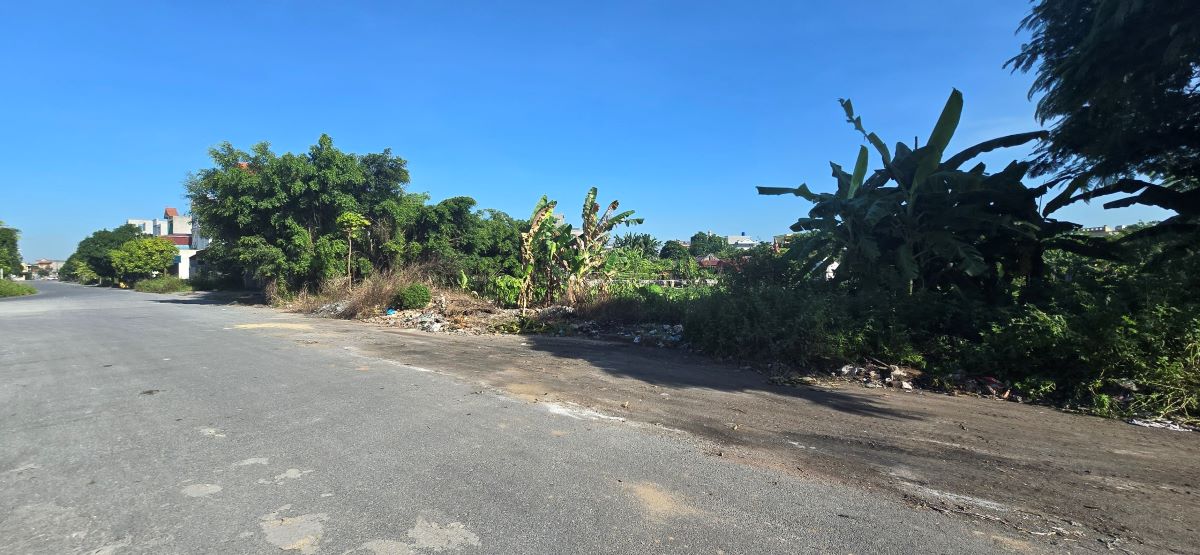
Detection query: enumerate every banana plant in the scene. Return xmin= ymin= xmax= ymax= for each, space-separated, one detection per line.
xmin=518 ymin=196 xmax=558 ymax=310
xmin=559 ymin=187 xmax=643 ymax=304
xmin=760 ymin=89 xmax=1062 ymax=298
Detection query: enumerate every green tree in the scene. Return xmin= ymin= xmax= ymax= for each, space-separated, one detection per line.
xmin=612 ymin=233 xmax=661 ymax=258
xmin=659 ymin=240 xmax=689 ymax=260
xmin=336 ymin=211 xmax=370 ymax=290
xmin=0 ymin=221 xmax=21 ymax=277
xmin=1008 ymin=1 xmax=1200 ymax=262
xmin=1007 ymin=0 xmax=1200 ymax=182
xmin=110 ymin=236 xmax=179 ymax=283
xmin=61 ymin=256 xmax=100 ymax=284
xmin=70 ymin=224 xmax=145 ymax=284
xmin=186 ymin=134 xmax=412 ymax=296
xmin=515 ymin=188 xmax=643 ymax=307
xmin=687 ymin=232 xmax=727 ymax=257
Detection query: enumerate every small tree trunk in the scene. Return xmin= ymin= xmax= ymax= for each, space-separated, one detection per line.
xmin=347 ymin=231 xmax=353 ymax=292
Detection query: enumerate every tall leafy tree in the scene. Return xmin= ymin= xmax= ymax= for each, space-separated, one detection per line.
xmin=1008 ymin=0 xmax=1200 ymax=261
xmin=110 ymin=236 xmax=179 ymax=283
xmin=659 ymin=240 xmax=689 ymax=260
xmin=336 ymin=211 xmax=370 ymax=290
xmin=612 ymin=233 xmax=662 ymax=258
xmin=0 ymin=221 xmax=21 ymax=277
xmin=187 ymin=134 xmax=412 ymax=295
xmin=70 ymin=224 xmax=145 ymax=283
xmin=515 ymin=188 xmax=642 ymax=307
xmin=688 ymin=232 xmax=727 ymax=257
xmin=1008 ymin=0 xmax=1200 ymax=182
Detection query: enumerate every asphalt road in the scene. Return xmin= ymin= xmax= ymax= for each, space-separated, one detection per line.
xmin=2 ymin=282 xmax=1018 ymax=554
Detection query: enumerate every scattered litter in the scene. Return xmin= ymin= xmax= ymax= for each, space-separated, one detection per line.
xmin=1127 ymin=418 xmax=1195 ymax=432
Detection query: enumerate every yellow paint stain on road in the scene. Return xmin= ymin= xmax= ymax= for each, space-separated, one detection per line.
xmin=233 ymin=323 xmax=313 ymax=330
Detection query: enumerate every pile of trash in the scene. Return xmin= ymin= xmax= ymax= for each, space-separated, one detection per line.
xmin=768 ymin=361 xmax=1049 ymax=402
xmin=313 ymin=300 xmax=351 ymax=318
xmin=615 ymin=323 xmax=685 ymax=347
xmin=361 ymin=300 xmax=690 ymax=349
xmin=770 ymin=362 xmax=923 ymax=391
xmin=833 ymin=363 xmax=922 ymax=390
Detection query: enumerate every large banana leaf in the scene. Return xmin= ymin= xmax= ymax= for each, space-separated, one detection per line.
xmin=847 ymin=146 xmax=869 ymax=199
xmin=756 ymin=183 xmax=822 ymax=201
xmin=941 ymin=131 xmax=1047 ymax=171
xmin=911 ymin=89 xmax=963 ymax=190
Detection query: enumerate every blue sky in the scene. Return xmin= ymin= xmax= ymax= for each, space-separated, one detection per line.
xmin=0 ymin=1 xmax=1169 ymax=259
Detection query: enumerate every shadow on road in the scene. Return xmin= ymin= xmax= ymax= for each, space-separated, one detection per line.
xmin=520 ymin=334 xmax=919 ymax=421
xmin=150 ymin=290 xmax=265 ymax=306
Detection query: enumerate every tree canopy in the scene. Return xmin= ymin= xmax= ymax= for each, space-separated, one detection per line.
xmin=612 ymin=233 xmax=662 ymax=258
xmin=66 ymin=224 xmax=145 ymax=283
xmin=659 ymin=240 xmax=689 ymax=260
xmin=687 ymin=232 xmax=727 ymax=257
xmin=1009 ymin=0 xmax=1200 ymax=262
xmin=0 ymin=222 xmax=21 ymax=277
xmin=1008 ymin=0 xmax=1200 ymax=182
xmin=110 ymin=236 xmax=179 ymax=282
xmin=187 ymin=134 xmax=413 ymax=293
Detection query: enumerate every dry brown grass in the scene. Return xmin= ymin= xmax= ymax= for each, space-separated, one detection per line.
xmin=285 ymin=265 xmax=499 ymax=320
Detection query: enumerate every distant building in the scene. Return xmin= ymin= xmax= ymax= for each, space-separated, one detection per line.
xmin=25 ymin=258 xmax=66 ymax=277
xmin=1081 ymin=225 xmax=1130 ymax=237
xmin=726 ymin=232 xmax=760 ymax=250
xmin=772 ymin=233 xmax=804 ymax=251
xmin=127 ymin=207 xmax=193 ymax=237
xmin=127 ymin=207 xmax=208 ymax=279
xmin=696 ymin=253 xmax=723 ymax=269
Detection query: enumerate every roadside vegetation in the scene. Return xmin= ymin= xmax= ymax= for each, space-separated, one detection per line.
xmin=0 ymin=279 xmax=36 ymax=297
xmin=1 ymin=220 xmax=36 ymax=297
xmin=0 ymin=221 xmax=22 ymax=279
xmin=133 ymin=276 xmax=192 ymax=294
xmin=55 ymin=1 xmax=1199 ymax=422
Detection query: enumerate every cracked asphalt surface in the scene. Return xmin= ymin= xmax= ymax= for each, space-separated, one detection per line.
xmin=3 ymin=282 xmax=1039 ymax=553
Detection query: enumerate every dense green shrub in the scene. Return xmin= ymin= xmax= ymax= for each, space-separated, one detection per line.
xmin=487 ymin=275 xmax=522 ymax=308
xmin=0 ymin=280 xmax=36 ymax=297
xmin=961 ymin=302 xmax=1200 ymax=418
xmin=576 ymin=283 xmax=701 ymax=324
xmin=394 ymin=283 xmax=431 ymax=310
xmin=189 ymin=271 xmax=244 ymax=291
xmin=591 ymin=264 xmax=1199 ymax=422
xmin=682 ymin=285 xmax=925 ymax=370
xmin=133 ymin=276 xmax=193 ymax=294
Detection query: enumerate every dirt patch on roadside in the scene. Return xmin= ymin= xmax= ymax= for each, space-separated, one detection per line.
xmin=625 ymin=482 xmax=703 ymax=520
xmin=343 ymin=328 xmax=1200 ymax=553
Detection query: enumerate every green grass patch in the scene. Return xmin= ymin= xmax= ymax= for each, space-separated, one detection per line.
xmin=0 ymin=280 xmax=37 ymax=297
xmin=134 ymin=276 xmax=193 ymax=294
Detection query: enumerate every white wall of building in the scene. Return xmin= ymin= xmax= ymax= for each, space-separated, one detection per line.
xmin=175 ymin=249 xmax=198 ymax=280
